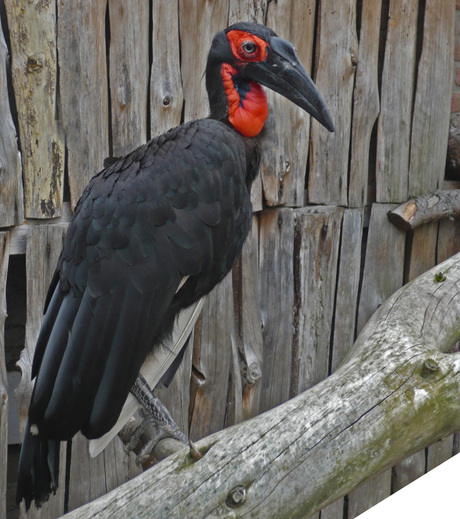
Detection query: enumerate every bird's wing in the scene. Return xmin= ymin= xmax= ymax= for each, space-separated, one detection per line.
xmin=88 ymin=296 xmax=203 ymax=457
xmin=28 ymin=119 xmax=250 ymax=443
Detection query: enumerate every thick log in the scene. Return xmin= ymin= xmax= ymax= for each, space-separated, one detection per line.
xmin=64 ymin=253 xmax=460 ymax=519
xmin=388 ymin=190 xmax=460 ymax=231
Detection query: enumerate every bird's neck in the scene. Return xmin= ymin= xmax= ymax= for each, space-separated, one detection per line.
xmin=207 ymin=62 xmax=268 ymax=138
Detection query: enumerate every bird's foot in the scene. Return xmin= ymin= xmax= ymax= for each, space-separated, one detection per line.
xmin=122 ymin=374 xmax=201 ymax=467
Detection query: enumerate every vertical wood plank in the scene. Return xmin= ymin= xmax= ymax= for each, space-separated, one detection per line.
xmin=0 ymin=232 xmax=10 ymax=519
xmin=179 ymin=0 xmax=228 ymax=122
xmin=0 ymin=22 xmax=23 ymax=227
xmin=408 ymin=0 xmax=455 ymax=197
xmin=348 ymin=0 xmax=381 ymax=207
xmin=376 ymin=0 xmax=418 ymax=203
xmin=17 ymin=225 xmax=66 ymax=519
xmin=189 ymin=274 xmax=235 ymax=440
xmin=291 ymin=206 xmax=343 ymax=395
xmin=232 ymin=216 xmax=263 ymax=420
xmin=228 ymin=0 xmax=267 ymax=23
xmin=258 ymin=208 xmax=295 ymax=413
xmin=150 ymin=0 xmax=184 ymax=136
xmin=330 ymin=208 xmax=363 ymax=372
xmin=259 ymin=0 xmax=316 ymax=207
xmin=5 ymin=0 xmax=64 ymax=219
xmin=309 ymin=0 xmax=357 ymax=206
xmin=58 ymin=0 xmax=109 ymax=208
xmin=357 ymin=203 xmax=406 ymax=333
xmin=348 ymin=470 xmax=392 ymax=519
xmin=109 ymin=0 xmax=149 ymax=156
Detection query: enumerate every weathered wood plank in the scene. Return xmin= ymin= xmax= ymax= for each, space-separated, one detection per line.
xmin=16 ymin=225 xmax=66 ymax=518
xmin=109 ymin=0 xmax=149 ymax=156
xmin=150 ymin=0 xmax=184 ymax=136
xmin=189 ymin=273 xmax=236 ymax=440
xmin=376 ymin=0 xmax=418 ymax=203
xmin=0 ymin=22 xmax=22 ymax=227
xmin=348 ymin=471 xmax=392 ymax=519
xmin=348 ymin=0 xmax=381 ymax=207
xmin=179 ymin=0 xmax=228 ymax=122
xmin=357 ymin=203 xmax=406 ymax=333
xmin=308 ymin=0 xmax=357 ymax=205
xmin=258 ymin=208 xmax=295 ymax=413
xmin=0 ymin=232 xmax=10 ymax=519
xmin=228 ymin=0 xmax=267 ymax=23
xmin=232 ymin=216 xmax=263 ymax=420
xmin=408 ymin=0 xmax=455 ymax=197
xmin=259 ymin=0 xmax=317 ymax=207
xmin=4 ymin=0 xmax=64 ymax=219
xmin=291 ymin=206 xmax=343 ymax=395
xmin=68 ymin=432 xmax=138 ymax=513
xmin=330 ymin=208 xmax=363 ymax=372
xmin=58 ymin=0 xmax=109 ymax=208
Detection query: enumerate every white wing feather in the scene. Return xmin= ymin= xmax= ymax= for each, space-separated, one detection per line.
xmin=88 ymin=287 xmax=204 ymax=458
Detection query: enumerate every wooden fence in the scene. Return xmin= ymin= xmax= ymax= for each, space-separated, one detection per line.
xmin=0 ymin=0 xmax=458 ymax=518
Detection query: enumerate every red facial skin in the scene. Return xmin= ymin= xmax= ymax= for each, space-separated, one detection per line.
xmin=221 ymin=31 xmax=269 ymax=137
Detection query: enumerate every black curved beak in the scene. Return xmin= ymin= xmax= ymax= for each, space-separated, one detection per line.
xmin=242 ymin=36 xmax=334 ymax=132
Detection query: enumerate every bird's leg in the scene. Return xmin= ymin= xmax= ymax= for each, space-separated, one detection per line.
xmin=124 ymin=374 xmax=201 ymax=466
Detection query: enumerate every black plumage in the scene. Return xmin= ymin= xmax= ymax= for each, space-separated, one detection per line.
xmin=17 ymin=21 xmax=333 ymax=510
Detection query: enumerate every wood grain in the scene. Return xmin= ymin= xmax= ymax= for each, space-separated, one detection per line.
xmin=376 ymin=0 xmax=418 ymax=203
xmin=0 ymin=232 xmax=10 ymax=519
xmin=150 ymin=0 xmax=184 ymax=136
xmin=292 ymin=206 xmax=343 ymax=395
xmin=408 ymin=0 xmax=455 ymax=197
xmin=58 ymin=0 xmax=109 ymax=208
xmin=309 ymin=0 xmax=357 ymax=205
xmin=0 ymin=25 xmax=22 ymax=227
xmin=348 ymin=0 xmax=381 ymax=207
xmin=5 ymin=0 xmax=64 ymax=219
xmin=109 ymin=0 xmax=149 ymax=156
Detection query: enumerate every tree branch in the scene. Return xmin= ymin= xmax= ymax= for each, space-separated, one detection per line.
xmin=387 ymin=189 xmax=460 ymax=230
xmin=64 ymin=253 xmax=460 ymax=519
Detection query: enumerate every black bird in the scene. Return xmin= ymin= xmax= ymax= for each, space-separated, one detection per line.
xmin=17 ymin=21 xmax=334 ymax=509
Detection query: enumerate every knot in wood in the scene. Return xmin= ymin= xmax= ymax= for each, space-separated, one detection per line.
xmin=27 ymin=55 xmax=44 ymax=74
xmin=246 ymin=362 xmax=262 ymax=384
xmin=226 ymin=485 xmax=247 ymax=507
xmin=421 ymin=358 xmax=439 ymax=376
xmin=162 ymin=95 xmax=171 ymax=107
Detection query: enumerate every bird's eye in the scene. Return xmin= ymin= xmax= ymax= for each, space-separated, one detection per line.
xmin=242 ymin=41 xmax=257 ymax=55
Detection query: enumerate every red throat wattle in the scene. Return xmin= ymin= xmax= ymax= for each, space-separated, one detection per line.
xmin=221 ymin=63 xmax=268 ymax=138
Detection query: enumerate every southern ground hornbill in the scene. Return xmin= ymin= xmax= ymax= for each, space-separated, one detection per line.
xmin=17 ymin=22 xmax=334 ymax=509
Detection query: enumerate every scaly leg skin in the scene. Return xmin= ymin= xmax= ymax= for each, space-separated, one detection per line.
xmin=126 ymin=374 xmax=201 ymax=465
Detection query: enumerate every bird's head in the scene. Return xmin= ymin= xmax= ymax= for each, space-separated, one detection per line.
xmin=206 ymin=22 xmax=334 ymax=137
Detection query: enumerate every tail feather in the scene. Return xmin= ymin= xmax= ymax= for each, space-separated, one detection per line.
xmin=16 ymin=419 xmax=60 ymax=510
